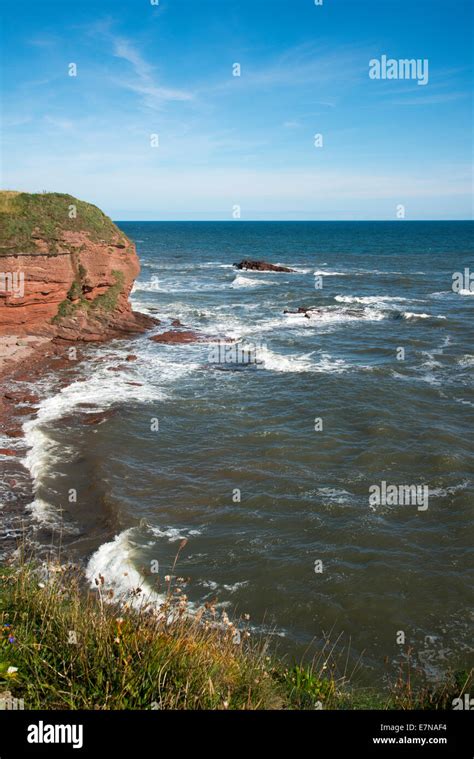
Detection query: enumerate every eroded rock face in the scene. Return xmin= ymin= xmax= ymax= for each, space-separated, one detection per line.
xmin=0 ymin=192 xmax=156 ymax=340
xmin=234 ymin=259 xmax=295 ymax=273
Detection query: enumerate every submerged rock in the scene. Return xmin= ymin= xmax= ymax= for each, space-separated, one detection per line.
xmin=149 ymin=330 xmax=206 ymax=344
xmin=149 ymin=330 xmax=233 ymax=345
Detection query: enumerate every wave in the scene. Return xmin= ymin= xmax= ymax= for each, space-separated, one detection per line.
xmin=313 ymin=269 xmax=348 ymax=276
xmin=458 ymin=288 xmax=474 ymax=296
xmin=256 ymin=346 xmax=349 ymax=374
xmin=132 ymin=275 xmax=163 ymax=292
xmin=231 ymin=274 xmax=273 ymax=289
xmin=335 ymin=295 xmax=412 ymax=305
xmin=284 ymin=306 xmax=387 ymax=323
xmin=401 ymin=312 xmax=446 ymax=320
xmin=85 ymin=528 xmax=165 ymax=609
xmin=458 ymin=355 xmax=474 ymax=368
xmin=21 ymin=360 xmax=166 ymax=534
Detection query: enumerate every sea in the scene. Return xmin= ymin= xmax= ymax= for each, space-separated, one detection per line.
xmin=1 ymin=220 xmax=473 ymax=688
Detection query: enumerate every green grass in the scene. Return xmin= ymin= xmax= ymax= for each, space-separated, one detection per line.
xmin=0 ymin=191 xmax=129 ymax=256
xmin=0 ymin=559 xmax=470 ymax=710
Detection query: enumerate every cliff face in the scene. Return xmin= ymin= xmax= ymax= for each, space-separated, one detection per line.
xmin=0 ymin=192 xmax=154 ymax=340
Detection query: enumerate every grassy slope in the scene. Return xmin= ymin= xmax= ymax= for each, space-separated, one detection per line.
xmin=0 ymin=563 xmax=470 ymax=711
xmin=0 ymin=191 xmax=129 ymax=256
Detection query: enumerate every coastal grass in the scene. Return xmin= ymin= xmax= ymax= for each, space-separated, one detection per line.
xmin=0 ymin=191 xmax=129 ymax=255
xmin=0 ymin=559 xmax=470 ymax=711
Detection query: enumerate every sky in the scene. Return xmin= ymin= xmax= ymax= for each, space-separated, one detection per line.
xmin=1 ymin=0 xmax=473 ymax=220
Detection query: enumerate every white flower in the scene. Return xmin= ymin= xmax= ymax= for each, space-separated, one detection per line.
xmin=7 ymin=667 xmax=18 ymax=675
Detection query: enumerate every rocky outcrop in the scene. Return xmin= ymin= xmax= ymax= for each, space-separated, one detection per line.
xmin=234 ymin=259 xmax=295 ymax=273
xmin=149 ymin=330 xmax=234 ymax=345
xmin=0 ymin=191 xmax=156 ymax=340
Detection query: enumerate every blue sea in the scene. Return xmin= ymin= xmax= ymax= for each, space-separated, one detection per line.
xmin=12 ymin=221 xmax=474 ymax=688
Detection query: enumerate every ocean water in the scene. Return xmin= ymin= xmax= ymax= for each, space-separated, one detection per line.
xmin=7 ymin=221 xmax=474 ymax=686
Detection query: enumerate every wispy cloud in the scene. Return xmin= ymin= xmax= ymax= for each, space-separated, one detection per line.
xmin=111 ymin=35 xmax=193 ymax=109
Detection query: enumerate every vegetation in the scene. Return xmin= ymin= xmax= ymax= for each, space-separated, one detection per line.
xmin=53 ymin=270 xmax=125 ymax=323
xmin=0 ymin=191 xmax=130 ymax=256
xmin=0 ymin=557 xmax=470 ymax=711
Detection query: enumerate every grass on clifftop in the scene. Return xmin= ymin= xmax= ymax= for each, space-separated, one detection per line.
xmin=0 ymin=191 xmax=129 ymax=256
xmin=0 ymin=557 xmax=471 ymax=711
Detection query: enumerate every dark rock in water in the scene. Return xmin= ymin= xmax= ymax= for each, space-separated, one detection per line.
xmin=284 ymin=306 xmax=367 ymax=319
xmin=0 ymin=448 xmax=18 ymax=456
xmin=150 ymin=330 xmax=234 ymax=345
xmin=284 ymin=307 xmax=314 ymax=318
xmin=5 ymin=430 xmax=23 ymax=438
xmin=14 ymin=407 xmax=39 ymax=416
xmin=81 ymin=409 xmax=116 ymax=426
xmin=4 ymin=392 xmax=39 ymax=404
xmin=125 ymin=354 xmax=138 ymax=361
xmin=171 ymin=319 xmax=183 ymax=327
xmin=234 ymin=259 xmax=295 ymax=273
xmin=149 ymin=330 xmax=202 ymax=344
xmin=211 ymin=362 xmax=259 ymax=372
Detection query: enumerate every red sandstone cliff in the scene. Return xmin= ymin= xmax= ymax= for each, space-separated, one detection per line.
xmin=0 ymin=191 xmax=155 ymax=340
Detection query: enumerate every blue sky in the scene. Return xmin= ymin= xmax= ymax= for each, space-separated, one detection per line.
xmin=1 ymin=0 xmax=473 ymax=219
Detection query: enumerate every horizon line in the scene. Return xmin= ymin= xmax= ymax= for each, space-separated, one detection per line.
xmin=114 ymin=218 xmax=474 ymax=223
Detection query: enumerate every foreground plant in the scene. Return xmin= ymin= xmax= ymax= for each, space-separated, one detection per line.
xmin=0 ymin=557 xmax=469 ymax=711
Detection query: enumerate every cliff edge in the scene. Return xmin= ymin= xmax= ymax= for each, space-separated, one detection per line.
xmin=0 ymin=191 xmax=155 ymax=340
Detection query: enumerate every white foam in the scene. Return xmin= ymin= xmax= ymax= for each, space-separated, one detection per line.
xmin=429 ymin=481 xmax=470 ymax=498
xmin=132 ymin=275 xmax=162 ymax=292
xmin=284 ymin=307 xmax=387 ymax=324
xmin=317 ymin=487 xmax=352 ymax=504
xmin=458 ymin=355 xmax=474 ymax=368
xmin=335 ymin=295 xmax=412 ymax=305
xmin=150 ymin=525 xmax=202 ymax=541
xmin=313 ymin=270 xmax=348 ymax=276
xmin=459 ymin=288 xmax=474 ymax=296
xmin=25 ymin=498 xmax=79 ymax=534
xmin=20 ymin=359 xmax=168 ymax=533
xmin=256 ymin=346 xmax=349 ymax=374
xmin=231 ymin=274 xmax=272 ymax=288
xmin=85 ymin=528 xmax=164 ymax=608
xmin=402 ymin=312 xmax=446 ymax=320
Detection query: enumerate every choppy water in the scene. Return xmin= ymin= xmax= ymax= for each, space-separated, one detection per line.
xmin=3 ymin=221 xmax=473 ymax=687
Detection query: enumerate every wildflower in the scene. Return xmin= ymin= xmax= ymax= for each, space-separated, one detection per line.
xmin=114 ymin=637 xmax=120 ymax=644
xmin=8 ymin=636 xmax=15 ymax=644
xmin=223 ymin=701 xmax=229 ymax=709
xmin=6 ymin=667 xmax=18 ymax=675
xmin=116 ymin=617 xmax=124 ymax=626
xmin=37 ymin=582 xmax=45 ymax=589
xmin=243 ymin=613 xmax=250 ymax=621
